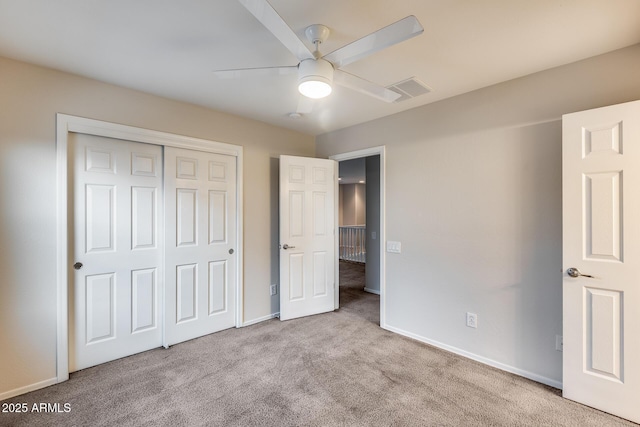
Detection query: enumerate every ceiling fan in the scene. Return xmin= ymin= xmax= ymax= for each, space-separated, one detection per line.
xmin=214 ymin=0 xmax=424 ymax=114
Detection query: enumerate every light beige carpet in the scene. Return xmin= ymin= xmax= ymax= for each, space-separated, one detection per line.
xmin=0 ymin=262 xmax=635 ymax=426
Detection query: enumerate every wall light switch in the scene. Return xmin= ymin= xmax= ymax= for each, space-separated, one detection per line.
xmin=371 ymin=231 xmax=377 ymax=240
xmin=386 ymin=241 xmax=401 ymax=253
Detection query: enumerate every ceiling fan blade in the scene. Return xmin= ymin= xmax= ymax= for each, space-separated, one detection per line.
xmin=334 ymin=70 xmax=401 ymax=103
xmin=238 ymin=0 xmax=314 ymax=61
xmin=296 ymin=95 xmax=315 ymax=114
xmin=323 ymin=15 xmax=424 ymax=69
xmin=213 ymin=65 xmax=297 ymax=79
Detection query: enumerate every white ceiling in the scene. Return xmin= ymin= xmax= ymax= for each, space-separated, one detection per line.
xmin=1 ymin=0 xmax=639 ymax=136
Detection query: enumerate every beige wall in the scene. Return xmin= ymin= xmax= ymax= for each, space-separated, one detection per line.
xmin=340 ymin=183 xmax=366 ymax=226
xmin=316 ymin=44 xmax=640 ymax=386
xmin=0 ymin=56 xmax=314 ymax=397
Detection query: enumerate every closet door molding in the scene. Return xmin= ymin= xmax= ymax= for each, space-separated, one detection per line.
xmin=56 ymin=113 xmax=243 ymax=383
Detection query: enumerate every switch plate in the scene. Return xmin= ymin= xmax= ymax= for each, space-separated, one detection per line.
xmin=270 ymin=284 xmax=277 ymax=296
xmin=386 ymin=241 xmax=401 ymax=253
xmin=371 ymin=231 xmax=376 ymax=240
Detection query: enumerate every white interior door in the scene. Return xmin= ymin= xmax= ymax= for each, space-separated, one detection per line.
xmin=562 ymin=100 xmax=640 ymax=423
xmin=164 ymin=147 xmax=237 ymax=346
xmin=70 ymin=133 xmax=162 ymax=371
xmin=279 ymin=155 xmax=337 ymax=321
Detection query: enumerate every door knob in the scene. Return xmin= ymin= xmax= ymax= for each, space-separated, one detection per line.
xmin=282 ymin=244 xmax=295 ymax=250
xmin=567 ymin=267 xmax=593 ymax=278
xmin=229 ymin=248 xmax=234 ymax=254
xmin=73 ymin=262 xmax=83 ymax=270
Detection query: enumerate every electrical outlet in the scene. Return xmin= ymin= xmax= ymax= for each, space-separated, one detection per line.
xmin=466 ymin=312 xmax=478 ymax=328
xmin=556 ymin=335 xmax=563 ymax=352
xmin=270 ymin=284 xmax=277 ymax=296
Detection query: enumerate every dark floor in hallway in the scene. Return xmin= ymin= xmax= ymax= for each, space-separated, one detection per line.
xmin=338 ymin=261 xmax=379 ymax=325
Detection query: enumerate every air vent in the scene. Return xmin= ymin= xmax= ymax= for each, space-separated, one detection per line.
xmin=387 ymin=77 xmax=432 ymax=102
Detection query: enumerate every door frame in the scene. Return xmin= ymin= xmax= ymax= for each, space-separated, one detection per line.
xmin=329 ymin=146 xmax=386 ymax=326
xmin=55 ymin=113 xmax=244 ymax=382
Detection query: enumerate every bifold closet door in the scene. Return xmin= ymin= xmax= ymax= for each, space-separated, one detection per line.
xmin=164 ymin=147 xmax=237 ymax=346
xmin=70 ymin=133 xmax=163 ymax=372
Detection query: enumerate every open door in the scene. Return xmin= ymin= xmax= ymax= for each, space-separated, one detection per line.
xmin=562 ymin=100 xmax=640 ymax=423
xmin=279 ymin=155 xmax=337 ymax=321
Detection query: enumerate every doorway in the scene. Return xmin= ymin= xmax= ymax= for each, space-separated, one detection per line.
xmin=330 ymin=147 xmax=385 ymax=326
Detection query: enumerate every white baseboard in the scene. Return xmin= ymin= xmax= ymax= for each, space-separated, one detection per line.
xmin=363 ymin=287 xmax=380 ymax=295
xmin=242 ymin=312 xmax=279 ymax=327
xmin=382 ymin=323 xmax=563 ymax=390
xmin=0 ymin=377 xmax=58 ymax=401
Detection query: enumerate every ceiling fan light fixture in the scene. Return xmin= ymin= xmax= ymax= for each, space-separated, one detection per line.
xmin=298 ymin=58 xmax=333 ymax=99
xmin=298 ymin=79 xmax=332 ymax=99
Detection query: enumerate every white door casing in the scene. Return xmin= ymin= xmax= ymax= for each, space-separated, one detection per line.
xmin=164 ymin=147 xmax=237 ymax=346
xmin=279 ymin=155 xmax=337 ymax=321
xmin=70 ymin=133 xmax=163 ymax=371
xmin=563 ymin=100 xmax=640 ymax=423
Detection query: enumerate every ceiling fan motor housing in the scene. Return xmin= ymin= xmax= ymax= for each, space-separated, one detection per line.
xmin=298 ymin=58 xmax=334 ymax=98
xmin=305 ymin=24 xmax=330 ymax=45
